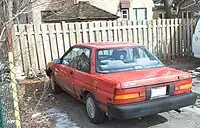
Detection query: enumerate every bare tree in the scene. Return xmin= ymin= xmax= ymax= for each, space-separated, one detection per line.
xmin=0 ymin=0 xmax=45 ymax=41
xmin=154 ymin=0 xmax=197 ymax=18
xmin=162 ymin=0 xmax=185 ymax=18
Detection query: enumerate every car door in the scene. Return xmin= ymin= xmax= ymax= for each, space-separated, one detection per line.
xmin=55 ymin=47 xmax=84 ymax=93
xmin=192 ymin=19 xmax=200 ymax=58
xmin=73 ymin=48 xmax=94 ymax=96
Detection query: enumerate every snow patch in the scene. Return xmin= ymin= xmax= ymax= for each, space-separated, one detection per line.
xmin=43 ymin=108 xmax=80 ymax=128
xmin=31 ymin=113 xmax=41 ymax=118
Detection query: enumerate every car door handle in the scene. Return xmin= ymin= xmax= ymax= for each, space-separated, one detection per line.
xmin=70 ymin=70 xmax=73 ymax=75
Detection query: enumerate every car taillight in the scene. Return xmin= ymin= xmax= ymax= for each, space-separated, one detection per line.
xmin=174 ymin=79 xmax=192 ymax=95
xmin=113 ymin=87 xmax=146 ymax=104
xmin=114 ymin=92 xmax=141 ymax=100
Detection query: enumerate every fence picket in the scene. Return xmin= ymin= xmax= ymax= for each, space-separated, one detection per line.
xmin=62 ymin=22 xmax=70 ymax=52
xmin=133 ymin=21 xmax=138 ymax=43
xmin=34 ymin=24 xmax=46 ymax=71
xmin=147 ymin=20 xmax=153 ymax=51
xmin=101 ymin=21 xmax=107 ymax=42
xmin=138 ymin=21 xmax=143 ymax=45
xmin=55 ymin=23 xmax=64 ymax=57
xmin=122 ymin=21 xmax=128 ymax=42
xmin=41 ymin=24 xmax=51 ymax=66
xmin=127 ymin=21 xmax=132 ymax=42
xmin=48 ymin=24 xmax=58 ymax=60
xmin=161 ymin=19 xmax=167 ymax=60
xmin=170 ymin=19 xmax=175 ymax=59
xmin=13 ymin=25 xmax=23 ymax=71
xmin=179 ymin=19 xmax=183 ymax=56
xmin=69 ymin=23 xmax=76 ymax=46
xmin=18 ymin=25 xmax=29 ymax=73
xmin=152 ymin=20 xmax=157 ymax=55
xmin=89 ymin=22 xmax=95 ymax=42
xmin=166 ymin=19 xmax=171 ymax=59
xmin=182 ymin=19 xmax=187 ymax=56
xmin=75 ymin=22 xmax=82 ymax=44
xmin=113 ymin=21 xmax=118 ymax=42
xmin=175 ymin=19 xmax=179 ymax=57
xmin=94 ymin=21 xmax=101 ymax=42
xmin=187 ymin=19 xmax=191 ymax=55
xmin=143 ymin=21 xmax=148 ymax=47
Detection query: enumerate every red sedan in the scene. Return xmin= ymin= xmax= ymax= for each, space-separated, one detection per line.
xmin=46 ymin=42 xmax=197 ymax=124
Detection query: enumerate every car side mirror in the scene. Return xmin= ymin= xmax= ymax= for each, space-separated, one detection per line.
xmin=53 ymin=58 xmax=61 ymax=64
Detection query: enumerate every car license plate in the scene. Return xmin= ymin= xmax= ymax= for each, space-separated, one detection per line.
xmin=151 ymin=86 xmax=167 ymax=98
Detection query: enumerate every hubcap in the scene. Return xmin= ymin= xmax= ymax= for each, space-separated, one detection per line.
xmin=50 ymin=77 xmax=55 ymax=90
xmin=86 ymin=97 xmax=95 ymax=118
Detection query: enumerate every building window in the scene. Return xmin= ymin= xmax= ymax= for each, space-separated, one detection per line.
xmin=121 ymin=9 xmax=129 ymax=20
xmin=133 ymin=8 xmax=147 ymax=20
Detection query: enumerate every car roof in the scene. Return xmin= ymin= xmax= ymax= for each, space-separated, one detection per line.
xmin=74 ymin=42 xmax=144 ymax=49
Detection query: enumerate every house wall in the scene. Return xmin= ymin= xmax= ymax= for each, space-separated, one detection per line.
xmin=129 ymin=0 xmax=153 ymax=20
xmin=78 ymin=0 xmax=154 ymax=20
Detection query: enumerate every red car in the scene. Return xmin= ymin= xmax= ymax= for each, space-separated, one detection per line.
xmin=46 ymin=42 xmax=197 ymax=124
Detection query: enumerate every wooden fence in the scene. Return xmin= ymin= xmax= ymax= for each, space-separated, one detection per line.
xmin=13 ymin=19 xmax=196 ymax=73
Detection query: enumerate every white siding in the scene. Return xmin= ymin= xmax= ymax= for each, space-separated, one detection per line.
xmin=130 ymin=0 xmax=153 ymax=20
xmin=79 ymin=0 xmax=154 ymax=20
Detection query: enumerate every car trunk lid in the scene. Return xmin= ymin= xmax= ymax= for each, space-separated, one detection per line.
xmin=102 ymin=67 xmax=191 ymax=88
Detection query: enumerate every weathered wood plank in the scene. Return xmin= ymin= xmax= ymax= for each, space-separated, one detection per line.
xmin=62 ymin=21 xmax=70 ymax=52
xmin=147 ymin=20 xmax=153 ymax=51
xmin=69 ymin=23 xmax=76 ymax=46
xmin=178 ymin=19 xmax=183 ymax=56
xmin=89 ymin=22 xmax=95 ymax=42
xmin=34 ymin=24 xmax=46 ymax=71
xmin=166 ymin=19 xmax=171 ymax=59
xmin=55 ymin=23 xmax=64 ymax=58
xmin=101 ymin=21 xmax=108 ymax=42
xmin=13 ymin=25 xmax=24 ymax=72
xmin=152 ymin=20 xmax=157 ymax=55
xmin=48 ymin=24 xmax=59 ymax=60
xmin=161 ymin=19 xmax=167 ymax=60
xmin=175 ymin=19 xmax=179 ymax=57
xmin=133 ymin=21 xmax=138 ymax=43
xmin=41 ymin=24 xmax=51 ymax=66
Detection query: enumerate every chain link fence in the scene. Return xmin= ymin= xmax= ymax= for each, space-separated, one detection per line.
xmin=0 ymin=40 xmax=21 ymax=128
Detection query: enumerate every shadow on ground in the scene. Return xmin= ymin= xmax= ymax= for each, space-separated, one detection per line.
xmin=53 ymin=93 xmax=168 ymax=128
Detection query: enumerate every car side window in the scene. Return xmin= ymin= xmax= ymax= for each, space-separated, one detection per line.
xmin=62 ymin=47 xmax=83 ymax=67
xmin=76 ymin=48 xmax=91 ymax=73
xmin=62 ymin=47 xmax=91 ymax=73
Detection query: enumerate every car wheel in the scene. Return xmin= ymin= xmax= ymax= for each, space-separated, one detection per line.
xmin=49 ymin=75 xmax=62 ymax=94
xmin=86 ymin=94 xmax=106 ymax=124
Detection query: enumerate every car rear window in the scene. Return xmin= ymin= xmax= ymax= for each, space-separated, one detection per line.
xmin=96 ymin=46 xmax=164 ymax=73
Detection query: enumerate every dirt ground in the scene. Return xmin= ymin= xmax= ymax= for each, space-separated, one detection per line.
xmin=18 ymin=58 xmax=200 ymax=128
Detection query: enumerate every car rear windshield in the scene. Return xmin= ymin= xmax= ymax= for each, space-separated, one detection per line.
xmin=96 ymin=46 xmax=164 ymax=73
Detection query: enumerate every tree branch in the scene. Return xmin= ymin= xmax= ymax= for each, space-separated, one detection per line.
xmin=174 ymin=0 xmax=186 ymax=16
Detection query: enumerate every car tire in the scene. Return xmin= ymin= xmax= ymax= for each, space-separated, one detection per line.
xmin=49 ymin=74 xmax=63 ymax=94
xmin=85 ymin=93 xmax=106 ymax=124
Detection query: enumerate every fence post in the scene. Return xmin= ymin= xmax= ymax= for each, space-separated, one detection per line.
xmin=9 ymin=52 xmax=21 ymax=128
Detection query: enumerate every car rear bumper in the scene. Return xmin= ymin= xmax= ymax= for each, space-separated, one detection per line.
xmin=107 ymin=92 xmax=197 ymax=119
